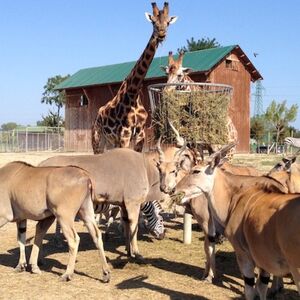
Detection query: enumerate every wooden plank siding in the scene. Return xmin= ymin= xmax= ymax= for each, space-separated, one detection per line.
xmin=64 ymin=51 xmax=252 ymax=152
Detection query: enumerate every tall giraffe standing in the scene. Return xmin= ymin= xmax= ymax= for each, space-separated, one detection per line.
xmin=162 ymin=51 xmax=238 ymax=161
xmin=92 ymin=3 xmax=177 ymax=154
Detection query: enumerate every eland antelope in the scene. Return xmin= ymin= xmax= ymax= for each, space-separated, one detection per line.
xmin=39 ymin=144 xmax=195 ymax=259
xmin=0 ymin=161 xmax=110 ymax=282
xmin=173 ymin=144 xmax=300 ymax=300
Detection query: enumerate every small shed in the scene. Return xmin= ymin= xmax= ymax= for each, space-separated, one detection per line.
xmin=56 ymin=45 xmax=262 ymax=152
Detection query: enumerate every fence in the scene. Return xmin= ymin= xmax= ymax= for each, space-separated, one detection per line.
xmin=250 ymin=133 xmax=297 ymax=155
xmin=0 ymin=127 xmax=64 ymax=152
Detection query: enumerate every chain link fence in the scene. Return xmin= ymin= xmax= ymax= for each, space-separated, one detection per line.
xmin=0 ymin=127 xmax=64 ymax=152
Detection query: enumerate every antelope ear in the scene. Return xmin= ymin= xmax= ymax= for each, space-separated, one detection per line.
xmin=168 ymin=16 xmax=178 ymax=24
xmin=145 ymin=12 xmax=153 ymax=22
xmin=179 ymin=154 xmax=193 ymax=171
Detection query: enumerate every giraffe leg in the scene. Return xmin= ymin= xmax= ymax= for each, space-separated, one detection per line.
xmin=92 ymin=124 xmax=106 ymax=154
xmin=133 ymin=129 xmax=145 ymax=152
xmin=120 ymin=127 xmax=132 ymax=149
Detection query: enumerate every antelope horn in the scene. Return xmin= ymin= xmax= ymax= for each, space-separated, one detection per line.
xmin=168 ymin=119 xmax=185 ymax=147
xmin=210 ymin=142 xmax=236 ymax=161
xmin=151 ymin=2 xmax=159 ymax=17
xmin=163 ymin=2 xmax=169 ymax=15
xmin=174 ymin=140 xmax=187 ymax=163
xmin=168 ymin=51 xmax=174 ymax=65
xmin=156 ymin=136 xmax=165 ymax=163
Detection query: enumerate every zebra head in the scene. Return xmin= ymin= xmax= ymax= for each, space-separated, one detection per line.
xmin=148 ymin=214 xmax=165 ymax=240
xmin=142 ymin=200 xmax=165 ymax=239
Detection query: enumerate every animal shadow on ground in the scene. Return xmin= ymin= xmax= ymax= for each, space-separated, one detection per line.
xmin=216 ymin=251 xmax=299 ymax=300
xmin=116 ymin=275 xmax=210 ymax=300
xmin=0 ymin=223 xmax=163 ymax=279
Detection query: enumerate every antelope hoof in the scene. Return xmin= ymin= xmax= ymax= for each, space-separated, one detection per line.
xmin=14 ymin=263 xmax=27 ymax=272
xmin=201 ymin=274 xmax=213 ymax=284
xmin=133 ymin=253 xmax=145 ymax=264
xmin=61 ymin=273 xmax=73 ymax=282
xmin=102 ymin=271 xmax=110 ymax=283
xmin=31 ymin=264 xmax=42 ymax=275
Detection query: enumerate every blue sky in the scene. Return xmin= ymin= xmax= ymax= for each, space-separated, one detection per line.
xmin=0 ymin=1 xmax=299 ymax=128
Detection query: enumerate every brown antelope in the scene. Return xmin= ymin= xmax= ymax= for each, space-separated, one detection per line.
xmin=40 ymin=144 xmax=195 ymax=259
xmin=173 ymin=144 xmax=300 ymax=299
xmin=160 ymin=145 xmax=300 ymax=291
xmin=0 ymin=161 xmax=110 ymax=282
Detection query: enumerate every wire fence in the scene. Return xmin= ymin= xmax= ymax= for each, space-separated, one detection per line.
xmin=0 ymin=127 xmax=64 ymax=152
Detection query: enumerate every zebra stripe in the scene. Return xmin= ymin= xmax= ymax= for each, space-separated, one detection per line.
xmin=284 ymin=137 xmax=300 ymax=148
xmin=140 ymin=200 xmax=165 ymax=238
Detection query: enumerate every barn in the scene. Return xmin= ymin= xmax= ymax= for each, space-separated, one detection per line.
xmin=56 ymin=45 xmax=262 ymax=152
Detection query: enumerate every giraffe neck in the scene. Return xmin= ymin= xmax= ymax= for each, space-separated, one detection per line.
xmin=125 ymin=33 xmax=160 ymax=97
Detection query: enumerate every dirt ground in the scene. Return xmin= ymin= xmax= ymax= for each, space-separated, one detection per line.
xmin=0 ymin=152 xmax=298 ymax=300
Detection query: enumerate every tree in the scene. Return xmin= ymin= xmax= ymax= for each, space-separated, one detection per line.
xmin=37 ymin=110 xmax=64 ymax=127
xmin=177 ymin=37 xmax=220 ymax=53
xmin=1 ymin=122 xmax=19 ymax=131
xmin=250 ymin=116 xmax=266 ymax=144
xmin=41 ymin=75 xmax=69 ymax=127
xmin=285 ymin=126 xmax=300 ymax=138
xmin=265 ymin=100 xmax=298 ymax=150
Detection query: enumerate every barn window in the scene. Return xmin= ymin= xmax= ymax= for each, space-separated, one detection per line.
xmin=79 ymin=94 xmax=88 ymax=107
xmin=225 ymin=59 xmax=238 ymax=71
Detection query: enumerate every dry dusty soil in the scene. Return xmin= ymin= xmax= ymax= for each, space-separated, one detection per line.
xmin=0 ymin=152 xmax=298 ymax=300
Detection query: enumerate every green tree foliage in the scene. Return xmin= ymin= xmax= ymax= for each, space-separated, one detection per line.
xmin=41 ymin=75 xmax=69 ymax=127
xmin=250 ymin=116 xmax=266 ymax=144
xmin=177 ymin=37 xmax=220 ymax=53
xmin=265 ymin=100 xmax=298 ymax=147
xmin=285 ymin=126 xmax=300 ymax=138
xmin=37 ymin=110 xmax=64 ymax=127
xmin=1 ymin=122 xmax=19 ymax=131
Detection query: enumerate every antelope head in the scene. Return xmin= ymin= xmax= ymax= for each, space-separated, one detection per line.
xmin=155 ymin=121 xmax=196 ymax=194
xmin=174 ymin=143 xmax=236 ymax=204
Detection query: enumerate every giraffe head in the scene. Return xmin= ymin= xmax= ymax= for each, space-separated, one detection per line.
xmin=161 ymin=51 xmax=193 ymax=87
xmin=145 ymin=2 xmax=177 ymax=42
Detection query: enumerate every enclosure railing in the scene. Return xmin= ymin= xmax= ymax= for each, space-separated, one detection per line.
xmin=0 ymin=127 xmax=64 ymax=152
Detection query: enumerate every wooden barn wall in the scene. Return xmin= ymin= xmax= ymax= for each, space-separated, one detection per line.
xmin=206 ymin=54 xmax=251 ymax=153
xmin=64 ymin=54 xmax=252 ymax=152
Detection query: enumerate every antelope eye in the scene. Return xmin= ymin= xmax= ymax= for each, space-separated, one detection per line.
xmin=192 ymin=169 xmax=201 ymax=174
xmin=170 ymin=170 xmax=177 ymax=174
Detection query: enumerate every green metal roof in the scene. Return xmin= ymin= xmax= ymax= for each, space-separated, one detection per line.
xmin=56 ymin=45 xmax=261 ymax=90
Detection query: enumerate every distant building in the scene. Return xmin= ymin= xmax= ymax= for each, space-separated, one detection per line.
xmin=56 ymin=45 xmax=262 ymax=152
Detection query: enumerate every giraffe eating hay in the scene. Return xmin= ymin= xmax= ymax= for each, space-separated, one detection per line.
xmin=162 ymin=51 xmax=238 ymax=161
xmin=92 ymin=3 xmax=177 ymax=154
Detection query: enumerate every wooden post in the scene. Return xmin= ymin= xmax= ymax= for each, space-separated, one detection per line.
xmin=183 ymin=213 xmax=192 ymax=244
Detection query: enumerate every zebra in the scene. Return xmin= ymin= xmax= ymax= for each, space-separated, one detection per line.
xmin=284 ymin=137 xmax=300 ymax=149
xmin=54 ymin=200 xmax=165 ymax=245
xmin=140 ymin=200 xmax=165 ymax=239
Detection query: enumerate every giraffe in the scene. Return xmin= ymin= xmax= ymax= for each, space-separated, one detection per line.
xmin=92 ymin=3 xmax=177 ymax=154
xmin=162 ymin=51 xmax=238 ymax=161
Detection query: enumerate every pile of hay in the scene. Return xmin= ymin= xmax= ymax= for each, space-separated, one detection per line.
xmin=152 ymin=89 xmax=231 ymax=145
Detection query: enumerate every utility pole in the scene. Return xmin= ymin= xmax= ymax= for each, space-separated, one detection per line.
xmin=253 ymin=79 xmax=264 ymax=117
